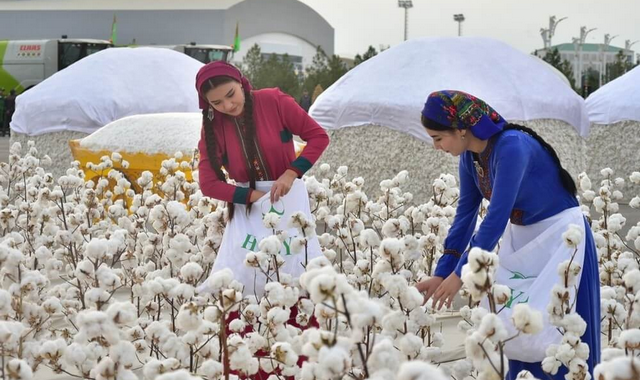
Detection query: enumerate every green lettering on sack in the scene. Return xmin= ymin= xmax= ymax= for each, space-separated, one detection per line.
xmin=505 ymin=289 xmax=529 ymax=309
xmin=282 ymin=237 xmax=293 ymax=256
xmin=268 ymin=204 xmax=285 ymax=216
xmin=242 ymin=234 xmax=258 ymax=251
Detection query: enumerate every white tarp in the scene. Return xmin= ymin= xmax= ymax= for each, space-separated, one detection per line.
xmin=11 ymin=47 xmax=203 ymax=136
xmin=310 ymin=36 xmax=590 ymax=139
xmin=586 ymin=65 xmax=640 ymax=124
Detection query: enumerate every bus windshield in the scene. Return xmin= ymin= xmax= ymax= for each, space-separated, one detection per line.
xmin=58 ymin=42 xmax=111 ymax=70
xmin=184 ymin=47 xmax=229 ymax=63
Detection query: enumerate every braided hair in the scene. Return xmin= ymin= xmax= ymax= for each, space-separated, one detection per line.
xmin=421 ymin=116 xmax=577 ymax=195
xmin=200 ymin=76 xmax=259 ymax=220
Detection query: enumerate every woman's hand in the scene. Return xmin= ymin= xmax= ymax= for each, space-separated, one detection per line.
xmin=431 ymin=273 xmax=463 ymax=311
xmin=249 ymin=190 xmax=267 ymax=203
xmin=270 ymin=169 xmax=298 ymax=203
xmin=415 ymin=276 xmax=444 ymax=305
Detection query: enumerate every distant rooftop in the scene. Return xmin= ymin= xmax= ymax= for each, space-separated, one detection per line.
xmin=551 ymin=43 xmax=628 ymax=53
xmin=0 ymin=0 xmax=243 ymax=10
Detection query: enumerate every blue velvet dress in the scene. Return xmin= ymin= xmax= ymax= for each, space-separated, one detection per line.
xmin=433 ymin=130 xmax=600 ymax=379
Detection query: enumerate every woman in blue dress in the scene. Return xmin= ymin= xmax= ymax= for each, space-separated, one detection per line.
xmin=415 ymin=90 xmax=600 ymax=379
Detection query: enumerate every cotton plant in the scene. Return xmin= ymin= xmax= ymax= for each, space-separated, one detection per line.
xmin=578 ymin=170 xmax=640 ymax=348
xmin=5 ymin=140 xmax=640 ymax=380
xmin=539 ymin=224 xmax=591 ymax=380
xmin=456 ymin=247 xmax=547 ymax=380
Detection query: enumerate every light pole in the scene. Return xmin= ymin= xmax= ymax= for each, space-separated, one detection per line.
xmin=548 ymin=16 xmax=567 ymax=47
xmin=398 ymin=0 xmax=413 ymax=41
xmin=600 ymin=34 xmax=617 ymax=85
xmin=573 ymin=26 xmax=597 ymax=95
xmin=540 ymin=28 xmax=550 ymax=49
xmin=453 ymin=14 xmax=465 ymax=37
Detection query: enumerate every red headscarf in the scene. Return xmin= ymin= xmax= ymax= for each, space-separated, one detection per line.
xmin=195 ymin=61 xmax=253 ymax=110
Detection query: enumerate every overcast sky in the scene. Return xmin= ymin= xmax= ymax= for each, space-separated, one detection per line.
xmin=298 ymin=0 xmax=640 ymax=58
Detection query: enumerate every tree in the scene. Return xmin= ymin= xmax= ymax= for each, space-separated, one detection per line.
xmin=581 ymin=67 xmax=600 ymax=98
xmin=542 ymin=48 xmax=576 ymax=89
xmin=606 ymin=50 xmax=634 ymax=83
xmin=242 ymin=45 xmax=301 ymax=98
xmin=353 ymin=45 xmax=378 ymax=67
xmin=242 ymin=44 xmax=263 ymax=85
xmin=303 ymin=46 xmax=330 ymax=95
xmin=326 ymin=55 xmax=348 ymax=87
xmin=254 ymin=53 xmax=300 ymax=98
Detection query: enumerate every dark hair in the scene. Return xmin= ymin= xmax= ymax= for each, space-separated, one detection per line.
xmin=200 ymin=76 xmax=259 ymax=220
xmin=421 ymin=116 xmax=577 ymax=195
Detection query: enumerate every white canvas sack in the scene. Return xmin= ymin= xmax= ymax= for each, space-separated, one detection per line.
xmin=481 ymin=206 xmax=586 ymax=362
xmin=201 ymin=179 xmax=321 ymax=295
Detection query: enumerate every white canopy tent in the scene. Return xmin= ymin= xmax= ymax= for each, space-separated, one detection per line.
xmin=309 ymin=37 xmax=589 ymax=203
xmin=586 ymin=66 xmax=640 ymax=199
xmin=10 ymin=47 xmax=203 ymax=178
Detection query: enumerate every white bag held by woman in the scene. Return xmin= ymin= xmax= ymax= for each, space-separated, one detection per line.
xmin=481 ymin=206 xmax=586 ymax=362
xmin=200 ymin=178 xmax=322 ymax=296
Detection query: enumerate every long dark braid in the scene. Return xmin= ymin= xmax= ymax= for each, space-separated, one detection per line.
xmin=200 ymin=77 xmax=261 ymax=220
xmin=503 ymin=123 xmax=577 ymax=195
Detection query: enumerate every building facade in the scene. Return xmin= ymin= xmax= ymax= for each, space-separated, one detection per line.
xmin=0 ymin=0 xmax=334 ymax=71
xmin=535 ymin=43 xmax=635 ymax=87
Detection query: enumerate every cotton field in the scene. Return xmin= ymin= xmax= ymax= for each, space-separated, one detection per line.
xmin=0 ymin=141 xmax=639 ymax=380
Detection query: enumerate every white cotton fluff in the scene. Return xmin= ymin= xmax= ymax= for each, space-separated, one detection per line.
xmin=263 ymin=212 xmax=281 ymax=229
xmin=200 ymin=360 xmax=224 ymax=379
xmin=396 ymin=361 xmax=448 ymax=380
xmin=594 ymin=356 xmax=640 ymax=380
xmin=156 ymin=369 xmax=203 ymax=380
xmin=85 ymin=238 xmax=109 ymax=260
xmin=492 ymin=284 xmax=511 ymax=305
xmin=205 ymin=268 xmax=234 ymax=293
xmin=511 ymin=304 xmax=543 ymax=334
xmin=367 ymin=338 xmax=402 ymax=374
xmin=175 ymin=303 xmax=201 ymax=331
xmin=106 ymin=302 xmax=137 ymax=325
xmin=619 ymin=328 xmax=640 ymax=350
xmin=478 ymin=314 xmax=508 ymax=341
xmin=562 ymin=224 xmax=583 ymax=248
xmin=259 ymin=235 xmax=282 ymax=256
xmin=5 ymin=359 xmax=33 ymax=380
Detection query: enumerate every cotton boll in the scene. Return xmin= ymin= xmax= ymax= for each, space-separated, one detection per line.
xmin=492 ymin=284 xmax=511 ymax=305
xmin=85 ymin=238 xmax=109 ymax=261
xmin=541 ymin=355 xmax=561 ymax=375
xmin=561 ymin=314 xmax=587 ymax=336
xmin=511 ymin=304 xmax=543 ymax=335
xmin=579 ymin=175 xmax=592 ymax=191
xmin=106 ymin=302 xmax=137 ymax=325
xmin=594 ymin=356 xmax=640 ymax=380
xmin=557 ymin=260 xmax=582 ymax=287
xmin=5 ymin=359 xmax=33 ymax=380
xmin=397 ymin=360 xmax=448 ymax=380
xmin=477 ymin=314 xmax=508 ymax=341
xmin=176 ymin=302 xmax=201 ymax=331
xmin=562 ymin=224 xmax=583 ymax=248
xmin=155 ymin=369 xmax=203 ymax=380
xmin=263 ymin=212 xmax=281 ymax=229
xmin=398 ymin=333 xmax=424 ymax=358
xmin=367 ymin=338 xmax=402 ymax=374
xmin=205 ymin=268 xmax=234 ymax=293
